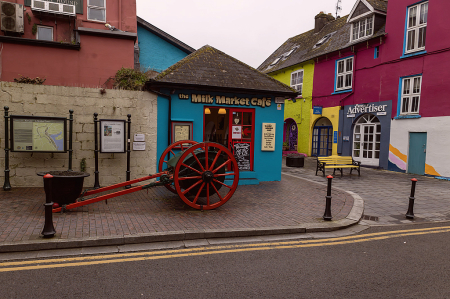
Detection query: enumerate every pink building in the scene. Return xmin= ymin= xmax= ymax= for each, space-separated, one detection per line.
xmin=0 ymin=0 xmax=137 ymax=87
xmin=312 ymin=0 xmax=450 ymax=178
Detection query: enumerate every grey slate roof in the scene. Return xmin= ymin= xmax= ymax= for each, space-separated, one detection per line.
xmin=137 ymin=16 xmax=195 ymax=54
xmin=149 ymin=45 xmax=297 ymax=97
xmin=366 ymin=0 xmax=388 ymax=12
xmin=258 ymin=13 xmax=386 ymax=74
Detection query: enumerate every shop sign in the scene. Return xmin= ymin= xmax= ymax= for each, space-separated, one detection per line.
xmin=347 ymin=104 xmax=388 ymax=116
xmin=261 ymin=123 xmax=276 ymax=151
xmin=275 ymin=97 xmax=285 ymax=104
xmin=179 ymin=93 xmax=272 ymax=108
xmin=334 ymin=131 xmax=338 ymax=144
xmin=313 ymin=106 xmax=322 ymax=115
xmin=232 ymin=126 xmax=242 ymax=139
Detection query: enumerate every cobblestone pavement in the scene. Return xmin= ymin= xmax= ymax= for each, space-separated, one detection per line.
xmin=0 ymin=174 xmax=353 ymax=243
xmin=283 ymin=157 xmax=450 ymax=226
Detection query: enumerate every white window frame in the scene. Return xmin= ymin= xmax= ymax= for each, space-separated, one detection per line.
xmin=405 ymin=1 xmax=428 ymax=54
xmin=351 ymin=15 xmax=374 ymax=42
xmin=290 ymin=69 xmax=304 ymax=96
xmin=335 ymin=57 xmax=353 ymax=91
xmin=87 ymin=0 xmax=106 ymax=23
xmin=400 ymin=75 xmax=422 ymax=115
xmin=36 ymin=25 xmax=53 ymax=41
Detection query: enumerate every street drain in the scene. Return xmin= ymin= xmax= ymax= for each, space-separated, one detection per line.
xmin=362 ymin=215 xmax=379 ymax=221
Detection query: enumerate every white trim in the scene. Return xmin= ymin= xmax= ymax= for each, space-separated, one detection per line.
xmin=87 ymin=0 xmax=106 ymax=23
xmin=404 ymin=1 xmax=428 ymax=54
xmin=36 ymin=25 xmax=53 ymax=41
xmin=400 ymin=75 xmax=422 ymax=115
xmin=350 ymin=15 xmax=374 ymax=42
xmin=335 ymin=57 xmax=353 ymax=91
xmin=347 ymin=0 xmax=374 ymax=23
xmin=290 ymin=69 xmax=304 ymax=96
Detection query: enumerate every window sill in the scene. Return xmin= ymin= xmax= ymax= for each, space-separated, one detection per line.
xmin=332 ymin=89 xmax=352 ymax=95
xmin=400 ymin=50 xmax=427 ymax=59
xmin=394 ymin=115 xmax=421 ymax=119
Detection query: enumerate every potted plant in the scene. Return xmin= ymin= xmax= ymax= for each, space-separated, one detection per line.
xmin=282 ymin=141 xmax=289 ymax=151
xmin=286 ymin=153 xmax=305 ymax=167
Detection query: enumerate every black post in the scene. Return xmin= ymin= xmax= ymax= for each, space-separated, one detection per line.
xmin=125 ymin=114 xmax=131 ymax=189
xmin=323 ymin=175 xmax=333 ymax=221
xmin=41 ymin=174 xmax=56 ymax=238
xmin=68 ymin=110 xmax=74 ymax=171
xmin=3 ymin=106 xmax=11 ymax=191
xmin=93 ymin=113 xmax=100 ymax=189
xmin=406 ymin=178 xmax=417 ymax=219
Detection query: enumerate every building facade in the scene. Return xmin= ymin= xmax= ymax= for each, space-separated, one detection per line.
xmin=148 ymin=46 xmax=297 ymax=185
xmin=137 ymin=16 xmax=194 ymax=74
xmin=0 ymin=0 xmax=137 ymax=87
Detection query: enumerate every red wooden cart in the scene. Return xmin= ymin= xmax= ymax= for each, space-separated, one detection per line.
xmin=52 ymin=141 xmax=239 ymax=212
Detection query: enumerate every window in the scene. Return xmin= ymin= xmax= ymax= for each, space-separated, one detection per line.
xmin=405 ymin=2 xmax=428 ymax=54
xmin=374 ymin=46 xmax=379 ymax=59
xmin=335 ymin=57 xmax=353 ymax=91
xmin=36 ymin=26 xmax=53 ymax=41
xmin=88 ymin=0 xmax=106 ymax=22
xmin=351 ymin=16 xmax=373 ymax=41
xmin=290 ymin=70 xmax=304 ymax=95
xmin=314 ymin=32 xmax=335 ymax=48
xmin=269 ymin=57 xmax=281 ymax=66
xmin=400 ymin=75 xmax=422 ymax=115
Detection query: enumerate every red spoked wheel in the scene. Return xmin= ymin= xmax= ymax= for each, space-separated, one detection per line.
xmin=173 ymin=142 xmax=239 ymax=210
xmin=158 ymin=140 xmax=198 ymax=194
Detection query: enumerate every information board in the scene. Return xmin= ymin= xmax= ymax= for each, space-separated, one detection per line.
xmin=100 ymin=119 xmax=126 ymax=153
xmin=10 ymin=115 xmax=67 ymax=153
xmin=261 ymin=123 xmax=276 ymax=151
xmin=233 ymin=143 xmax=251 ymax=171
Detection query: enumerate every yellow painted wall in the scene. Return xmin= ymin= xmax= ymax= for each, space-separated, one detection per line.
xmin=309 ymin=106 xmax=341 ymax=156
xmin=269 ymin=60 xmax=314 ymax=155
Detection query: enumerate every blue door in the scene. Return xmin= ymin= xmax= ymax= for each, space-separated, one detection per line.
xmin=408 ymin=132 xmax=427 ymax=175
xmin=312 ymin=126 xmax=332 ymax=157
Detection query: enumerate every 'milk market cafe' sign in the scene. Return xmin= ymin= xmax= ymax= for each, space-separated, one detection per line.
xmin=179 ymin=94 xmax=272 ymax=108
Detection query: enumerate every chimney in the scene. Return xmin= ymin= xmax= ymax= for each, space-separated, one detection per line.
xmin=314 ymin=11 xmax=335 ymax=33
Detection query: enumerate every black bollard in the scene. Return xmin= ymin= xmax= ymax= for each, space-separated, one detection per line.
xmin=41 ymin=174 xmax=56 ymax=238
xmin=406 ymin=178 xmax=418 ymax=219
xmin=323 ymin=175 xmax=333 ymax=221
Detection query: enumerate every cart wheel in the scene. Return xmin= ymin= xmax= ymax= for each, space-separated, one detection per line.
xmin=158 ymin=140 xmax=198 ymax=194
xmin=173 ymin=142 xmax=239 ymax=210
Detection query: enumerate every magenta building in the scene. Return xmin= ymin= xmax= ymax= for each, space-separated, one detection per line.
xmin=311 ymin=0 xmax=450 ymax=178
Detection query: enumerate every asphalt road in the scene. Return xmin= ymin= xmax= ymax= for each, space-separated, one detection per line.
xmin=1 ymin=222 xmax=450 ymax=298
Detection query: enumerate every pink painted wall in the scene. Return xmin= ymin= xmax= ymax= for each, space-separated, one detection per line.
xmin=313 ymin=0 xmax=450 ymax=118
xmin=0 ymin=0 xmax=136 ymax=87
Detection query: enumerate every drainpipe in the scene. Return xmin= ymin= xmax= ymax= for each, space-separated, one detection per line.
xmin=118 ymin=0 xmax=122 ymax=30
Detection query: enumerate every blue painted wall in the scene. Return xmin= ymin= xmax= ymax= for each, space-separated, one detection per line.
xmin=137 ymin=25 xmax=190 ymax=72
xmin=157 ymin=89 xmax=284 ymax=183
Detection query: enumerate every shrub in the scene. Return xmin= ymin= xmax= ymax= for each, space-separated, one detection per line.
xmin=114 ymin=68 xmax=148 ymax=91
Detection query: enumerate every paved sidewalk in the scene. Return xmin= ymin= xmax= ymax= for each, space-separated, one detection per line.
xmin=283 ymin=157 xmax=450 ymax=225
xmin=0 ymin=173 xmax=359 ymax=253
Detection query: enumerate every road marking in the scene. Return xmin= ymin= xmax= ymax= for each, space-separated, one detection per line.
xmin=1 ymin=226 xmax=450 ymax=273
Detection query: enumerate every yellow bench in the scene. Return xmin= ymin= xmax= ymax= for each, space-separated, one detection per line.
xmin=316 ymin=156 xmax=361 ymax=177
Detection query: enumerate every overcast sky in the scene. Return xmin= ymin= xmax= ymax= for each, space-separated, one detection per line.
xmin=136 ymin=0 xmax=353 ymax=69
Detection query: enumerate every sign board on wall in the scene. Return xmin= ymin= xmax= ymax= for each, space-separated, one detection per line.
xmin=313 ymin=106 xmax=323 ymax=115
xmin=178 ymin=93 xmax=273 ymax=108
xmin=10 ymin=115 xmax=67 ymax=153
xmin=261 ymin=123 xmax=276 ymax=151
xmin=232 ymin=126 xmax=242 ymax=139
xmin=234 ymin=143 xmax=251 ymax=170
xmin=100 ymin=119 xmax=126 ymax=153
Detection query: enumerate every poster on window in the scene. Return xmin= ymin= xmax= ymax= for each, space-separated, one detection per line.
xmin=233 ymin=143 xmax=251 ymax=170
xmin=100 ymin=120 xmax=126 ymax=153
xmin=232 ymin=126 xmax=242 ymax=139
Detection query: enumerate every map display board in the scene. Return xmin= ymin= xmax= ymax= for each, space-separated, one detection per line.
xmin=10 ymin=116 xmax=67 ymax=153
xmin=100 ymin=119 xmax=126 ymax=153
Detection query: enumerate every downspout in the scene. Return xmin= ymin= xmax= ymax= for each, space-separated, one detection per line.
xmin=118 ymin=0 xmax=122 ymax=30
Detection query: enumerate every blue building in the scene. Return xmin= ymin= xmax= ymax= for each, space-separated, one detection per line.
xmin=146 ymin=45 xmax=297 ymax=186
xmin=137 ymin=17 xmax=195 ymax=73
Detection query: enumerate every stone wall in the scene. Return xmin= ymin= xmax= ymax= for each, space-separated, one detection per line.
xmin=0 ymin=82 xmax=157 ymax=188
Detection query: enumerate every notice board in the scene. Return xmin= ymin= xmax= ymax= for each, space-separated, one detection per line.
xmin=233 ymin=142 xmax=251 ymax=171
